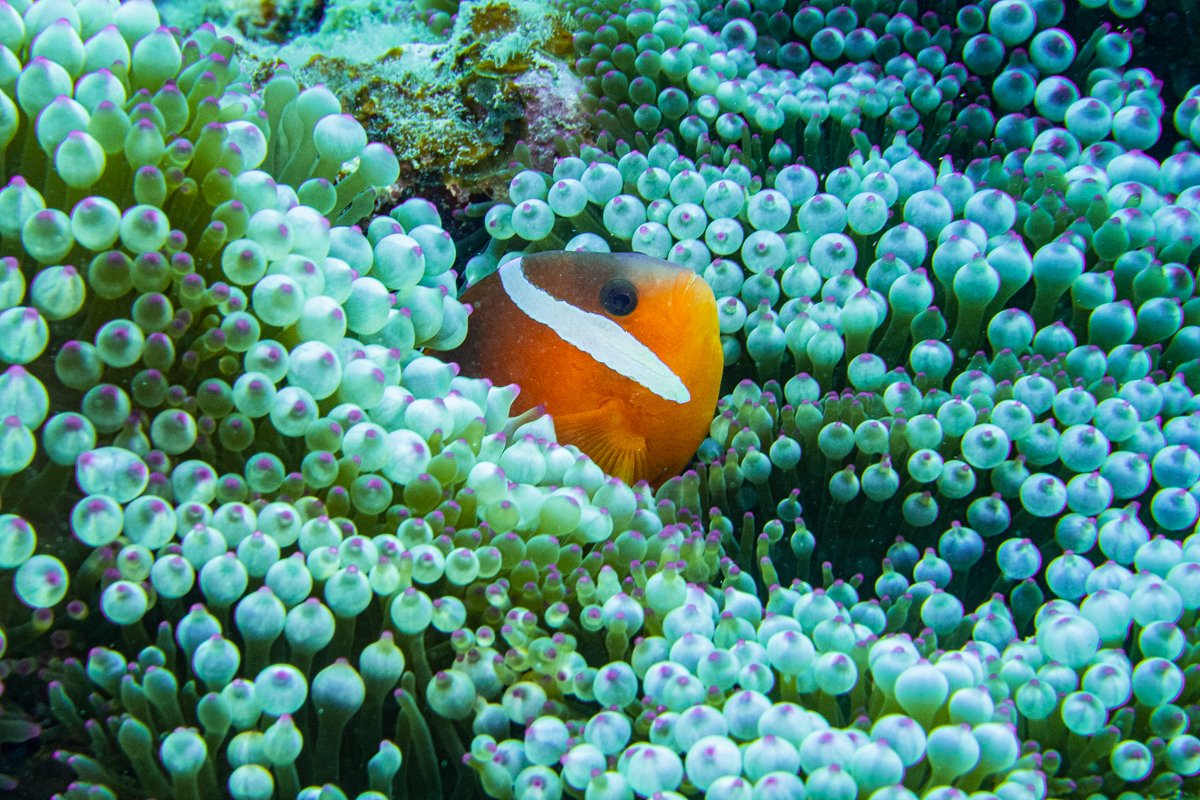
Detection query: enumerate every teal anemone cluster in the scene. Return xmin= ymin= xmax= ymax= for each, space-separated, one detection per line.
xmin=461 ymin=0 xmax=1200 ymax=796
xmin=0 ymin=0 xmax=1197 ymax=800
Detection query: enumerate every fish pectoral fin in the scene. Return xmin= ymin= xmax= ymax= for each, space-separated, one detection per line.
xmin=555 ymin=404 xmax=647 ymax=485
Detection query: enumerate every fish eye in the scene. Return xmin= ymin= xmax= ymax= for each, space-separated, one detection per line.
xmin=600 ymin=278 xmax=638 ymax=316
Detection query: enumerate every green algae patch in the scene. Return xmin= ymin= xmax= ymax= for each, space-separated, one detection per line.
xmin=194 ymin=0 xmax=586 ymax=202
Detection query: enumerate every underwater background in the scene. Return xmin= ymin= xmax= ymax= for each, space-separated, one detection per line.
xmin=0 ymin=0 xmax=1199 ymax=798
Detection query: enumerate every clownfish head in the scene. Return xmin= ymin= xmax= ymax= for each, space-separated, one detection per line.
xmin=492 ymin=251 xmax=719 ymax=405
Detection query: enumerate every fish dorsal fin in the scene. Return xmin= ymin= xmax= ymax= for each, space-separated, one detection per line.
xmin=500 ymin=257 xmax=690 ymax=403
xmin=554 ymin=404 xmax=647 ymax=485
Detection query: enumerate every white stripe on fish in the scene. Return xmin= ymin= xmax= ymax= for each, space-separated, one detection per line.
xmin=499 ymin=257 xmax=691 ymax=404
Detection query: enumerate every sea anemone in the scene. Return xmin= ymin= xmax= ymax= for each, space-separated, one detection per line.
xmin=0 ymin=0 xmax=1197 ymax=798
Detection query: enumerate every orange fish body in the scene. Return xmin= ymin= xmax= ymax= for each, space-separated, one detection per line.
xmin=442 ymin=251 xmax=722 ymax=488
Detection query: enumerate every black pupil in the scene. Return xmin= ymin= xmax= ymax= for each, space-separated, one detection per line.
xmin=600 ymin=278 xmax=638 ymax=316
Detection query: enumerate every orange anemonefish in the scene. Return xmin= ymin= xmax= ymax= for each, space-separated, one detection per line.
xmin=441 ymin=251 xmax=722 ymax=488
